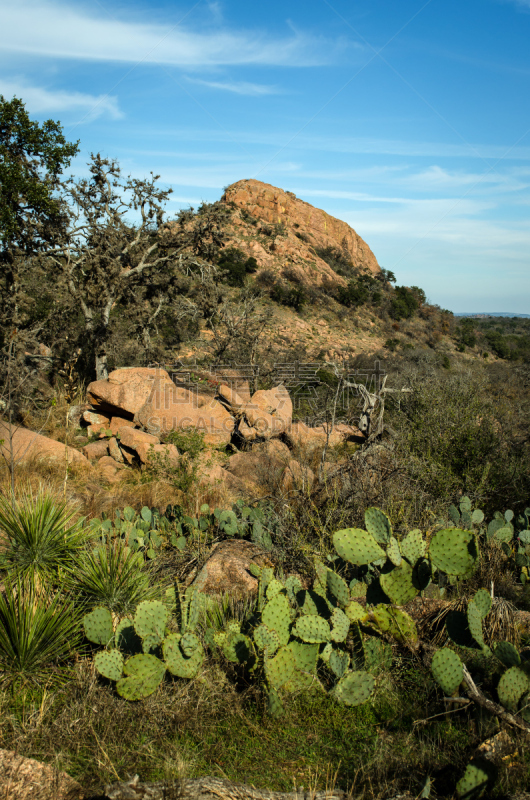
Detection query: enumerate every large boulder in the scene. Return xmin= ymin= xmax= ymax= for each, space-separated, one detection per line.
xmin=281 ymin=458 xmax=315 ymax=493
xmin=238 ymin=385 xmax=292 ymax=440
xmin=227 ymin=439 xmax=290 ymax=490
xmin=191 ymin=540 xmax=272 ymax=597
xmin=283 ymin=421 xmax=365 ymax=459
xmin=82 ymin=440 xmax=109 ymax=460
xmin=87 ymin=367 xmax=174 ymax=417
xmin=0 ymin=423 xmax=89 ymax=467
xmin=134 ymin=382 xmax=235 ymax=446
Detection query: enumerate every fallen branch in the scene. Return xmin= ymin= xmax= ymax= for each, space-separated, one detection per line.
xmin=462 ymin=665 xmax=530 ymax=735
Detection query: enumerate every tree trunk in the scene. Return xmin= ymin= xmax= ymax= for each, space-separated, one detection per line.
xmin=95 ymin=349 xmax=109 ymax=381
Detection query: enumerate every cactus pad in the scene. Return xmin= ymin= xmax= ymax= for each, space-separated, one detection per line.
xmin=262 ymin=593 xmax=291 ymax=646
xmin=253 ymin=624 xmax=280 ymax=655
xmin=294 ymin=615 xmax=331 ymax=643
xmin=428 ymin=528 xmax=478 ymax=577
xmin=400 ymin=529 xmax=425 ymax=565
xmin=264 ymin=645 xmax=296 ymax=689
xmin=134 ymin=600 xmax=168 ymax=641
xmin=116 ymin=654 xmax=166 ymax=700
xmin=266 ymin=579 xmax=284 ymax=600
xmin=494 ymin=641 xmax=521 ymax=668
xmin=286 ymin=641 xmax=319 ymax=674
xmin=364 ymin=507 xmax=392 ymax=545
xmin=371 ymin=606 xmax=418 ymax=645
xmin=329 ymin=649 xmax=349 ymax=678
xmin=83 ymin=607 xmax=113 ymax=646
xmin=334 ymin=670 xmax=375 ymax=706
xmin=493 ymin=526 xmax=513 ymax=544
xmin=467 ymin=602 xmax=487 ymax=651
xmin=163 ymin=634 xmax=204 ymax=678
xmin=180 ymin=633 xmax=200 ymax=657
xmin=497 ymin=666 xmax=529 ymax=711
xmin=249 ymin=563 xmax=262 ymax=578
xmin=456 ymin=763 xmax=489 ymax=799
xmin=380 ymin=560 xmax=418 ymax=606
xmin=327 ymin=571 xmax=350 ymax=607
xmin=345 ymin=600 xmax=368 ymax=623
xmin=431 ymin=648 xmax=463 ymax=695
xmin=330 ymin=607 xmax=350 ymax=642
xmin=363 ymin=638 xmax=392 ymax=674
xmin=333 ymin=528 xmax=386 ymax=566
xmin=472 ymin=589 xmax=492 ymax=619
xmin=267 ymin=686 xmax=284 ymax=717
xmin=285 ymin=575 xmax=302 ymax=603
xmin=386 ymin=536 xmax=402 ymax=567
xmin=223 ymin=633 xmax=252 ymax=663
xmin=141 ymin=633 xmax=162 ymax=654
xmin=95 ymin=649 xmax=124 ymax=682
xmin=115 ymin=618 xmax=141 ymax=653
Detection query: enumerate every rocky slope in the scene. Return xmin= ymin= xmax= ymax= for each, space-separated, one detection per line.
xmin=220 ymin=179 xmax=380 ymax=287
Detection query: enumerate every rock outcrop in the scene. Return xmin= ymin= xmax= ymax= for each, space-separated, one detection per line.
xmin=0 ymin=422 xmax=89 ymax=467
xmin=221 ymin=179 xmax=380 ymax=285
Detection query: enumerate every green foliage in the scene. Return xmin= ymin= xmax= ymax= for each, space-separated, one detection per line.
xmin=270 ymin=282 xmax=306 ymax=312
xmin=0 ymin=577 xmax=82 ymax=689
xmin=217 ymin=247 xmax=258 ymax=287
xmin=0 ymin=95 xmax=78 ymax=259
xmin=0 ymin=487 xmax=88 ymax=586
xmin=389 ymin=286 xmax=420 ymax=321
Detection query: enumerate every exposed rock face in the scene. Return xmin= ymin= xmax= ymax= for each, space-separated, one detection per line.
xmin=0 ymin=422 xmax=89 ymax=467
xmin=191 ymin=539 xmax=272 ymax=597
xmin=222 ymin=179 xmax=380 ymax=284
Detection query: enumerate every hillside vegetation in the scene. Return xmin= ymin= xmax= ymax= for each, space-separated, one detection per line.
xmin=1 ymin=96 xmax=530 ymax=800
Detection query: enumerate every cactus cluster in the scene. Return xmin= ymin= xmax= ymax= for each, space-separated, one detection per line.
xmin=89 ymin=505 xmax=176 ymax=558
xmin=83 ymin=586 xmax=204 ymax=699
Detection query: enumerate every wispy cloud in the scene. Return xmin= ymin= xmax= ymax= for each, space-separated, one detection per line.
xmin=186 ymin=78 xmax=282 ymax=96
xmin=0 ymin=0 xmax=336 ymax=67
xmin=0 ymin=78 xmax=123 ymax=120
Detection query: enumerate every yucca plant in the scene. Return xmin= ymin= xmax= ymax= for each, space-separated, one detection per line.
xmin=0 ymin=486 xmax=88 ymax=587
xmin=66 ymin=539 xmax=162 ymax=615
xmin=0 ymin=578 xmax=83 ymax=690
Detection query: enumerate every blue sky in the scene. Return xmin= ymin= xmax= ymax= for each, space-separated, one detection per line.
xmin=1 ymin=0 xmax=529 ymax=313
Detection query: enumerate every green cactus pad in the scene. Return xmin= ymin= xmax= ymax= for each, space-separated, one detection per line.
xmin=253 ymin=624 xmax=280 ymax=655
xmin=114 ymin=618 xmax=141 ymax=653
xmin=380 ymin=560 xmax=418 ymax=606
xmin=333 ymin=528 xmax=386 ymax=566
xmin=142 ymin=633 xmax=162 ymax=654
xmin=249 ymin=563 xmax=262 ymax=578
xmin=320 ymin=642 xmax=333 ymax=663
xmin=83 ymin=606 xmax=113 ymax=646
xmin=264 ymin=645 xmax=296 ymax=689
xmin=134 ymin=600 xmax=169 ymax=641
xmin=327 ymin=571 xmax=350 ymax=607
xmin=330 ymin=607 xmax=350 ymax=643
xmin=294 ymin=615 xmax=331 ymax=644
xmin=497 ymin=666 xmax=530 ymax=711
xmin=400 ymin=529 xmax=425 ymax=565
xmin=334 ymin=670 xmax=375 ymax=706
xmin=266 ymin=579 xmax=285 ymax=600
xmin=363 ymin=638 xmax=392 ymax=674
xmin=185 ymin=589 xmax=201 ymax=632
xmin=493 ymin=526 xmax=513 ymax=544
xmin=286 ymin=641 xmax=319 ymax=674
xmin=467 ymin=603 xmax=487 ymax=651
xmin=163 ymin=634 xmax=204 ymax=679
xmin=314 ymin=560 xmax=328 ymax=591
xmin=260 ymin=567 xmax=274 ymax=589
xmin=428 ymin=528 xmax=478 ymax=577
xmin=262 ymin=593 xmax=291 ymax=646
xmin=471 ymin=509 xmax=485 ymax=525
xmin=345 ymin=600 xmax=368 ymax=623
xmin=222 ymin=633 xmax=252 ymax=663
xmin=329 ymin=649 xmax=349 ymax=678
xmin=116 ymin=654 xmax=166 ymax=700
xmin=494 ymin=641 xmax=521 ymax=668
xmin=95 ymin=649 xmax=124 ymax=682
xmin=472 ymin=589 xmax=492 ymax=619
xmin=431 ymin=648 xmax=463 ymax=695
xmin=180 ymin=633 xmax=200 ymax=657
xmin=213 ymin=631 xmax=226 ymax=647
xmin=225 ymin=620 xmax=241 ymax=635
xmin=448 ymin=505 xmax=461 ymax=525
xmin=284 ymin=575 xmax=302 ymax=604
xmin=364 ymin=507 xmax=392 ymax=545
xmin=372 ymin=606 xmax=418 ymax=645
xmin=459 ymin=496 xmax=472 ymax=513
xmin=456 ymin=763 xmax=489 ymax=799
xmin=267 ymin=686 xmax=284 ymax=717
xmin=386 ymin=536 xmax=402 ymax=567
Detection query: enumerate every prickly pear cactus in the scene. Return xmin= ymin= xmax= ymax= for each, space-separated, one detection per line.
xmin=116 ymin=653 xmax=166 ymax=700
xmin=83 ymin=606 xmax=113 ymax=646
xmin=333 ymin=528 xmax=385 ymax=566
xmin=95 ymin=649 xmax=124 ymax=682
xmin=134 ymin=600 xmax=168 ymax=642
xmin=456 ymin=763 xmax=489 ymax=799
xmin=333 ymin=670 xmax=375 ymax=706
xmin=294 ymin=615 xmax=331 ymax=644
xmin=364 ymin=507 xmax=392 ymax=545
xmin=428 ymin=528 xmax=478 ymax=577
xmin=380 ymin=560 xmax=417 ymax=606
xmin=494 ymin=641 xmax=521 ymax=668
xmin=400 ymin=529 xmax=425 ymax=565
xmin=431 ymin=648 xmax=463 ymax=695
xmin=497 ymin=667 xmax=530 ymax=711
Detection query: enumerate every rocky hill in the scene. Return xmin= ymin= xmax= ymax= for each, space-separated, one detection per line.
xmin=219 ymin=179 xmax=380 ymax=288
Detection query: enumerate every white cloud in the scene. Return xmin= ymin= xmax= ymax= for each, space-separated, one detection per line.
xmin=0 ymin=78 xmax=123 ymax=120
xmin=0 ymin=0 xmax=335 ymax=67
xmin=186 ymin=78 xmax=281 ymax=96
